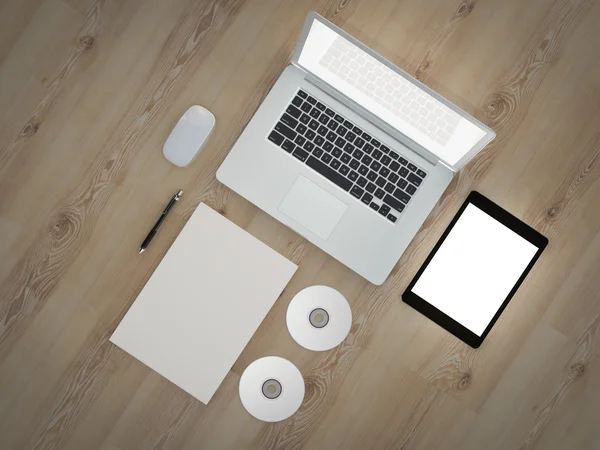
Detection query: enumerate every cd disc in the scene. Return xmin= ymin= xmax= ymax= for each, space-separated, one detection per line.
xmin=286 ymin=285 xmax=352 ymax=351
xmin=238 ymin=357 xmax=305 ymax=422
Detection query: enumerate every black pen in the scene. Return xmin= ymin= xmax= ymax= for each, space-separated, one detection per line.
xmin=139 ymin=190 xmax=183 ymax=254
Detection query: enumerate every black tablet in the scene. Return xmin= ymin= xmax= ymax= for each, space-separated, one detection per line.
xmin=403 ymin=191 xmax=548 ymax=348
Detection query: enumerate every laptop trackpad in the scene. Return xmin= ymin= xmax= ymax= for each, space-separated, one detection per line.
xmin=278 ymin=176 xmax=348 ymax=240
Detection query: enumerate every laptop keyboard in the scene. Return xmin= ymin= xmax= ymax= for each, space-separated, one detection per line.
xmin=319 ymin=36 xmax=461 ymax=146
xmin=267 ymin=89 xmax=427 ymax=223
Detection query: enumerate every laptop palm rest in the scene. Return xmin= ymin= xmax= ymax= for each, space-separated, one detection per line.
xmin=278 ymin=175 xmax=348 ymax=240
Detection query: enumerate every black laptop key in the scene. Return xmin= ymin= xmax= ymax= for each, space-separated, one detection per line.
xmin=334 ymin=114 xmax=344 ymax=123
xmin=344 ymin=119 xmax=353 ymax=128
xmin=384 ymin=182 xmax=395 ymax=194
xmin=399 ymin=156 xmax=408 ymax=165
xmin=308 ymin=119 xmax=319 ymax=130
xmin=384 ymin=194 xmax=405 ymax=212
xmin=286 ymin=104 xmax=302 ymax=118
xmin=393 ymin=188 xmax=411 ymax=204
xmin=379 ymin=204 xmax=391 ymax=216
xmin=375 ymin=176 xmax=386 ymax=188
xmin=341 ymin=153 xmax=351 ymax=164
xmin=294 ymin=135 xmax=306 ymax=146
xmin=408 ymin=163 xmax=418 ymax=172
xmin=389 ymin=152 xmax=399 ymax=160
xmin=399 ymin=167 xmax=409 ymax=177
xmin=317 ymin=125 xmax=327 ymax=137
xmin=309 ymin=108 xmax=320 ymax=119
xmin=372 ymin=149 xmax=382 ymax=160
xmin=380 ymin=145 xmax=390 ymax=154
xmin=275 ymin=122 xmax=296 ymax=140
xmin=303 ymin=141 xmax=315 ymax=152
xmin=335 ymin=137 xmax=346 ymax=147
xmin=291 ymin=96 xmax=303 ymax=107
xmin=337 ymin=126 xmax=348 ymax=137
xmin=350 ymin=185 xmax=364 ymax=199
xmin=344 ymin=143 xmax=355 ymax=154
xmin=397 ymin=178 xmax=407 ymax=189
xmin=388 ymin=173 xmax=399 ymax=183
xmin=367 ymin=171 xmax=378 ymax=182
xmin=361 ymin=193 xmax=373 ymax=205
xmin=280 ymin=113 xmax=298 ymax=129
xmin=326 ymin=120 xmax=338 ymax=131
xmin=299 ymin=113 xmax=310 ymax=124
xmin=318 ymin=115 xmax=329 ymax=125
xmin=366 ymin=182 xmax=376 ymax=193
xmin=297 ymin=90 xmax=307 ymax=99
xmin=332 ymin=147 xmax=342 ymax=158
xmin=301 ymin=102 xmax=312 ymax=113
xmin=326 ymin=131 xmax=337 ymax=142
xmin=306 ymin=156 xmax=352 ymax=191
xmin=352 ymin=126 xmax=362 ymax=135
xmin=374 ymin=188 xmax=385 ymax=199
xmin=358 ymin=165 xmax=369 ymax=176
xmin=330 ymin=159 xmax=341 ymax=170
xmin=322 ymin=153 xmax=332 ymax=163
xmin=292 ymin=147 xmax=308 ymax=161
xmin=349 ymin=158 xmax=360 ymax=169
xmin=362 ymin=155 xmax=373 ymax=165
xmin=390 ymin=161 xmax=400 ymax=172
xmin=407 ymin=173 xmax=423 ymax=186
xmin=306 ymin=130 xmax=316 ymax=140
xmin=362 ymin=133 xmax=371 ymax=142
xmin=417 ymin=169 xmax=427 ymax=178
xmin=371 ymin=161 xmax=382 ymax=172
xmin=371 ymin=139 xmax=381 ymax=147
xmin=306 ymin=95 xmax=317 ymax=105
xmin=363 ymin=143 xmax=374 ymax=154
xmin=381 ymin=155 xmax=392 ymax=166
xmin=325 ymin=108 xmax=335 ymax=117
xmin=316 ymin=101 xmax=326 ymax=111
xmin=354 ymin=137 xmax=365 ymax=148
xmin=323 ymin=141 xmax=334 ymax=151
xmin=346 ymin=132 xmax=356 ymax=143
xmin=296 ymin=124 xmax=307 ymax=134
xmin=314 ymin=136 xmax=325 ymax=146
xmin=348 ymin=170 xmax=358 ymax=181
xmin=387 ymin=213 xmax=397 ymax=223
xmin=369 ymin=202 xmax=379 ymax=211
xmin=268 ymin=131 xmax=284 ymax=146
xmin=379 ymin=166 xmax=390 ymax=178
xmin=353 ymin=149 xmax=364 ymax=160
xmin=406 ymin=184 xmax=417 ymax=195
xmin=357 ymin=176 xmax=367 ymax=187
xmin=340 ymin=164 xmax=350 ymax=176
xmin=312 ymin=147 xmax=323 ymax=158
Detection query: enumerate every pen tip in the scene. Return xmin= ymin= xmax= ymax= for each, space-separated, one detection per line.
xmin=139 ymin=248 xmax=145 ymax=254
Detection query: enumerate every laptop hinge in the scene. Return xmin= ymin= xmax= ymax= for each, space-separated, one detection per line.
xmin=301 ymin=71 xmax=442 ymax=168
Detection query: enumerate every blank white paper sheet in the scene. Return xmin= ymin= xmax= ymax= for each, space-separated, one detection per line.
xmin=110 ymin=203 xmax=297 ymax=404
xmin=413 ymin=204 xmax=538 ymax=336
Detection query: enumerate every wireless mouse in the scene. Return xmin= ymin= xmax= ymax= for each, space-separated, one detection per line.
xmin=163 ymin=105 xmax=215 ymax=167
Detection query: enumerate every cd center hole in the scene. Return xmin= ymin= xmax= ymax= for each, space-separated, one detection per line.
xmin=267 ymin=384 xmax=277 ymax=394
xmin=315 ymin=313 xmax=324 ymax=323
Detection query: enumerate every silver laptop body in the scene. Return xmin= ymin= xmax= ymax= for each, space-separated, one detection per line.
xmin=217 ymin=11 xmax=495 ymax=284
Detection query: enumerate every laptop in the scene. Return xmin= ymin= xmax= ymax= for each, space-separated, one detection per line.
xmin=217 ymin=11 xmax=495 ymax=285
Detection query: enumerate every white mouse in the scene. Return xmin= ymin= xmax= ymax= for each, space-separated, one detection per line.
xmin=163 ymin=105 xmax=215 ymax=167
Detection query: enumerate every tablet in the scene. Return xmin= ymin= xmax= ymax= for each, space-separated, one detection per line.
xmin=403 ymin=192 xmax=548 ymax=348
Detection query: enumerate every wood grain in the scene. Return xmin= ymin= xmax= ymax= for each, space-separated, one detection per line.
xmin=1 ymin=0 xmax=600 ymax=448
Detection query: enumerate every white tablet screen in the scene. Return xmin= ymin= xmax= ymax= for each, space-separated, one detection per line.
xmin=413 ymin=204 xmax=539 ymax=336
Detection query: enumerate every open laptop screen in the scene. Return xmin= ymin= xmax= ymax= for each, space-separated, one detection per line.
xmin=295 ymin=17 xmax=491 ymax=167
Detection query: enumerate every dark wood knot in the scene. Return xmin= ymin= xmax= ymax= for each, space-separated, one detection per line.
xmin=485 ymin=94 xmax=507 ymax=120
xmin=456 ymin=1 xmax=475 ymax=17
xmin=570 ymin=363 xmax=585 ymax=377
xmin=415 ymin=60 xmax=430 ymax=81
xmin=546 ymin=206 xmax=559 ymax=218
xmin=22 ymin=122 xmax=40 ymax=136
xmin=457 ymin=373 xmax=472 ymax=390
xmin=79 ymin=35 xmax=94 ymax=49
xmin=215 ymin=207 xmax=226 ymax=215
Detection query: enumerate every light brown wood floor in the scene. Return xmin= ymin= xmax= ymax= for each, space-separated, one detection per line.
xmin=1 ymin=0 xmax=599 ymax=448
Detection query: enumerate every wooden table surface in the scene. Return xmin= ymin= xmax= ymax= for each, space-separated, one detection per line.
xmin=1 ymin=0 xmax=600 ymax=449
